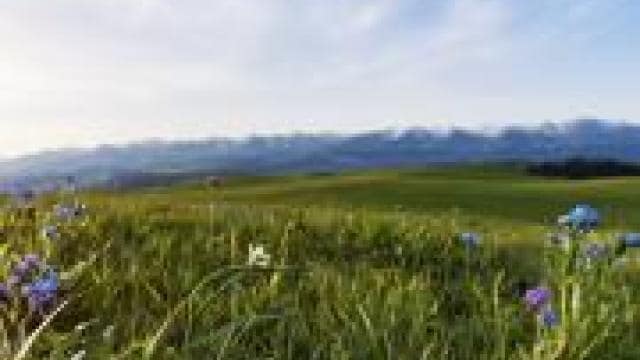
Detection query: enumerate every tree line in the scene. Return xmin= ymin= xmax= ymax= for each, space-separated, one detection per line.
xmin=526 ymin=158 xmax=640 ymax=179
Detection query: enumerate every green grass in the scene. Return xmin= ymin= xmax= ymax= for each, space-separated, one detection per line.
xmin=2 ymin=165 xmax=640 ymax=358
xmin=94 ymin=165 xmax=640 ymax=229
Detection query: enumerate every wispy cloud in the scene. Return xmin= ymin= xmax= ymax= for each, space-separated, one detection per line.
xmin=0 ymin=0 xmax=639 ymax=157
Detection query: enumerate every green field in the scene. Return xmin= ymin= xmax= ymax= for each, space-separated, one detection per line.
xmin=2 ymin=166 xmax=640 ymax=359
xmin=103 ymin=165 xmax=640 ymax=229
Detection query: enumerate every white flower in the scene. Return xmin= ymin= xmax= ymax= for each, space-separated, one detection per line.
xmin=102 ymin=325 xmax=115 ymax=340
xmin=247 ymin=244 xmax=271 ymax=267
xmin=557 ymin=214 xmax=570 ymax=226
xmin=70 ymin=350 xmax=86 ymax=360
xmin=459 ymin=232 xmax=481 ymax=248
xmin=74 ymin=321 xmax=91 ymax=332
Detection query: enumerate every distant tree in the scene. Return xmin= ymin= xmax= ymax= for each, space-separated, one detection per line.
xmin=526 ymin=158 xmax=640 ymax=179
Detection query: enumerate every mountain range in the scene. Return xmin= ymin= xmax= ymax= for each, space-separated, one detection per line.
xmin=2 ymin=119 xmax=640 ymax=191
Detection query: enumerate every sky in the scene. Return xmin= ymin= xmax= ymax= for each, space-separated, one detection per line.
xmin=1 ymin=0 xmax=639 ymax=158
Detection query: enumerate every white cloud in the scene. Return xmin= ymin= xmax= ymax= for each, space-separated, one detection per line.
xmin=0 ymin=0 xmax=638 ymax=158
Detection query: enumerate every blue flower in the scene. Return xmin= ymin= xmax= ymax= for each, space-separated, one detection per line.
xmin=541 ymin=307 xmax=559 ymax=328
xmin=620 ymin=233 xmax=640 ymax=248
xmin=26 ymin=270 xmax=59 ymax=313
xmin=459 ymin=232 xmax=481 ymax=248
xmin=558 ymin=204 xmax=600 ymax=231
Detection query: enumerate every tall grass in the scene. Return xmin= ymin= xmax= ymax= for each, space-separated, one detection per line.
xmin=0 ymin=198 xmax=639 ymax=359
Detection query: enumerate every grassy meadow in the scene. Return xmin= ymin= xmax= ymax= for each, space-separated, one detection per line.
xmin=2 ymin=165 xmax=640 ymax=359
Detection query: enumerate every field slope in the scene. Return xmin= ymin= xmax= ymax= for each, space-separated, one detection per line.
xmin=100 ymin=166 xmax=640 ymax=229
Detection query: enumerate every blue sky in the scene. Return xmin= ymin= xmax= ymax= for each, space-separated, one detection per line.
xmin=1 ymin=0 xmax=639 ymax=158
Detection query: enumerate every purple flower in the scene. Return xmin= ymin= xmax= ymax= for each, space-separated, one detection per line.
xmin=11 ymin=254 xmax=41 ymax=280
xmin=524 ymin=286 xmax=551 ymax=312
xmin=23 ymin=254 xmax=40 ymax=267
xmin=0 ymin=283 xmax=8 ymax=302
xmin=541 ymin=307 xmax=559 ymax=328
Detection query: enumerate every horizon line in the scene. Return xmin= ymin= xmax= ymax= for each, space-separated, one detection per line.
xmin=1 ymin=117 xmax=632 ymax=161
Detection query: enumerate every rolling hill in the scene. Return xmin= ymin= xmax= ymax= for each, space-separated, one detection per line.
xmin=2 ymin=118 xmax=640 ymax=191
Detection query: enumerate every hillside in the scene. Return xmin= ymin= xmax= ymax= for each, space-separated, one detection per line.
xmin=3 ymin=119 xmax=640 ymax=191
xmin=87 ymin=166 xmax=640 ymax=229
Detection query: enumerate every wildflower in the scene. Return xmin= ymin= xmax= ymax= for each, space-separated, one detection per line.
xmin=25 ymin=269 xmax=59 ymax=313
xmin=613 ymin=233 xmax=640 ymax=257
xmin=70 ymin=349 xmax=86 ymax=360
xmin=558 ymin=204 xmax=600 ymax=231
xmin=556 ymin=214 xmax=570 ymax=227
xmin=0 ymin=283 xmax=8 ymax=303
xmin=524 ymin=286 xmax=559 ymax=327
xmin=541 ymin=307 xmax=559 ymax=328
xmin=12 ymin=254 xmax=41 ymax=280
xmin=524 ymin=286 xmax=551 ymax=312
xmin=102 ymin=325 xmax=115 ymax=340
xmin=74 ymin=321 xmax=91 ymax=332
xmin=23 ymin=254 xmax=40 ymax=267
xmin=620 ymin=233 xmax=640 ymax=248
xmin=459 ymin=232 xmax=481 ymax=248
xmin=74 ymin=318 xmax=99 ymax=333
xmin=247 ymin=244 xmax=271 ymax=267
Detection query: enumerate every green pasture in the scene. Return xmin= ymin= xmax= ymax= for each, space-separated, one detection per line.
xmin=1 ymin=166 xmax=640 ymax=358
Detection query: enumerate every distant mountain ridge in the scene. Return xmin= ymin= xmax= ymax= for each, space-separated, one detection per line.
xmin=2 ymin=119 xmax=640 ymax=191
